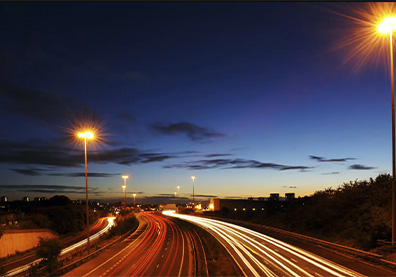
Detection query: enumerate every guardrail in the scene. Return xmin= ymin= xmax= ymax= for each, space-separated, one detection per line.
xmin=52 ymin=220 xmax=139 ymax=276
xmin=201 ymin=215 xmax=396 ymax=269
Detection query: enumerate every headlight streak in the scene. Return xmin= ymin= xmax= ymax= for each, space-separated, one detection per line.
xmin=215 ymin=224 xmax=312 ymax=277
xmin=5 ymin=217 xmax=115 ymax=277
xmin=163 ymin=211 xmax=365 ymax=277
xmin=208 ymin=224 xmax=263 ymax=277
xmin=205 ymin=218 xmax=362 ymax=277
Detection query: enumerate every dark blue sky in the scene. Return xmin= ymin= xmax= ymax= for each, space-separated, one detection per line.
xmin=0 ymin=2 xmax=391 ymax=203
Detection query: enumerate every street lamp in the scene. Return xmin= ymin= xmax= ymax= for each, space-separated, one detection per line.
xmin=174 ymin=192 xmax=177 ymax=197
xmin=133 ymin=193 xmax=136 ymax=208
xmin=122 ymin=175 xmax=128 ymax=208
xmin=77 ymin=131 xmax=94 ymax=253
xmin=191 ymin=176 xmax=196 ymax=206
xmin=177 ymin=185 xmax=180 ymax=196
xmin=378 ymin=16 xmax=396 ymax=244
xmin=122 ymin=185 xmax=126 ymax=207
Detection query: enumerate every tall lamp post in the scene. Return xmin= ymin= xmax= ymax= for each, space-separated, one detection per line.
xmin=177 ymin=185 xmax=180 ymax=196
xmin=122 ymin=175 xmax=128 ymax=208
xmin=133 ymin=193 xmax=136 ymax=208
xmin=378 ymin=17 xmax=396 ymax=244
xmin=191 ymin=176 xmax=196 ymax=206
xmin=77 ymin=131 xmax=94 ymax=253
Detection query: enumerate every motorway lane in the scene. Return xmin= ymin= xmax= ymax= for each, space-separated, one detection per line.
xmin=64 ymin=212 xmax=193 ymax=277
xmin=164 ymin=211 xmax=368 ymax=277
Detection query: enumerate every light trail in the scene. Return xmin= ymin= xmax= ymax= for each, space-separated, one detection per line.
xmin=163 ymin=211 xmax=365 ymax=277
xmin=5 ymin=217 xmax=115 ymax=277
xmin=96 ymin=212 xmax=187 ymax=277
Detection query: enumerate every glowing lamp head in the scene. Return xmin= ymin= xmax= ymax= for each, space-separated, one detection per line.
xmin=122 ymin=185 xmax=126 ymax=189
xmin=191 ymin=176 xmax=195 ymax=180
xmin=133 ymin=193 xmax=136 ymax=197
xmin=122 ymin=175 xmax=129 ymax=179
xmin=78 ymin=131 xmax=94 ymax=139
xmin=378 ymin=17 xmax=396 ymax=34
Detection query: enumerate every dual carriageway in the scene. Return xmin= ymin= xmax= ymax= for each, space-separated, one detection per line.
xmin=4 ymin=211 xmax=396 ymax=276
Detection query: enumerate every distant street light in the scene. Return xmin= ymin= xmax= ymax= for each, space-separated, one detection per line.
xmin=133 ymin=193 xmax=136 ymax=208
xmin=177 ymin=185 xmax=180 ymax=196
xmin=122 ymin=175 xmax=128 ymax=208
xmin=378 ymin=16 xmax=396 ymax=244
xmin=191 ymin=176 xmax=196 ymax=205
xmin=122 ymin=185 xmax=126 ymax=207
xmin=77 ymin=131 xmax=94 ymax=254
xmin=174 ymin=192 xmax=177 ymax=197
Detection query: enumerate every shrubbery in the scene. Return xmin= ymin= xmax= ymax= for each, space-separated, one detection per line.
xmin=104 ymin=213 xmax=138 ymax=238
xmin=36 ymin=237 xmax=63 ymax=273
xmin=211 ymin=174 xmax=392 ymax=250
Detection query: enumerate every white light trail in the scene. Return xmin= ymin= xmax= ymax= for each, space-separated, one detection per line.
xmin=163 ymin=211 xmax=365 ymax=277
xmin=5 ymin=217 xmax=115 ymax=277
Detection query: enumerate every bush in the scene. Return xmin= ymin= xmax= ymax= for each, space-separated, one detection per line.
xmin=36 ymin=237 xmax=63 ymax=273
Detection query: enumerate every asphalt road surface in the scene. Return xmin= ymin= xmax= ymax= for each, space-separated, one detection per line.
xmin=164 ymin=211 xmax=395 ymax=277
xmin=64 ymin=212 xmax=194 ymax=277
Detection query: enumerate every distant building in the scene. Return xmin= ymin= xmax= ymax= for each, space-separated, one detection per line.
xmin=210 ymin=193 xmax=296 ymax=212
xmin=269 ymin=193 xmax=280 ymax=201
xmin=0 ymin=196 xmax=7 ymax=202
xmin=22 ymin=196 xmax=30 ymax=202
xmin=285 ymin=193 xmax=295 ymax=200
xmin=34 ymin=197 xmax=48 ymax=201
xmin=159 ymin=204 xmax=177 ymax=211
xmin=210 ymin=198 xmax=266 ymax=212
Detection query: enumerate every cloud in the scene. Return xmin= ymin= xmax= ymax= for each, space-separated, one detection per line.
xmin=151 ymin=122 xmax=225 ymax=141
xmin=322 ymin=172 xmax=340 ymax=175
xmin=165 ymin=158 xmax=312 ymax=172
xmin=283 ymin=186 xmax=297 ymax=188
xmin=10 ymin=168 xmax=45 ymax=176
xmin=0 ymin=184 xmax=102 ymax=195
xmin=309 ymin=155 xmax=355 ymax=162
xmin=47 ymin=172 xmax=120 ymax=177
xmin=0 ymin=84 xmax=100 ymax=125
xmin=0 ymin=139 xmax=177 ymax=167
xmin=205 ymin=154 xmax=232 ymax=158
xmin=0 ymin=139 xmax=81 ymax=167
xmin=139 ymin=153 xmax=173 ymax=163
xmin=193 ymin=194 xmax=218 ymax=198
xmin=348 ymin=164 xmax=376 ymax=170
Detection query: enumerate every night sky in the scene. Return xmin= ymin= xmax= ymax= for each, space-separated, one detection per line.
xmin=0 ymin=2 xmax=392 ymax=203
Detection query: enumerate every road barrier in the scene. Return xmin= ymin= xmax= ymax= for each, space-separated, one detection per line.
xmin=52 ymin=219 xmax=139 ymax=276
xmin=201 ymin=215 xmax=396 ymax=270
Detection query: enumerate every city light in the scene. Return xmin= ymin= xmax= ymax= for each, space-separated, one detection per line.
xmin=78 ymin=131 xmax=94 ymax=139
xmin=378 ymin=17 xmax=396 ymax=33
